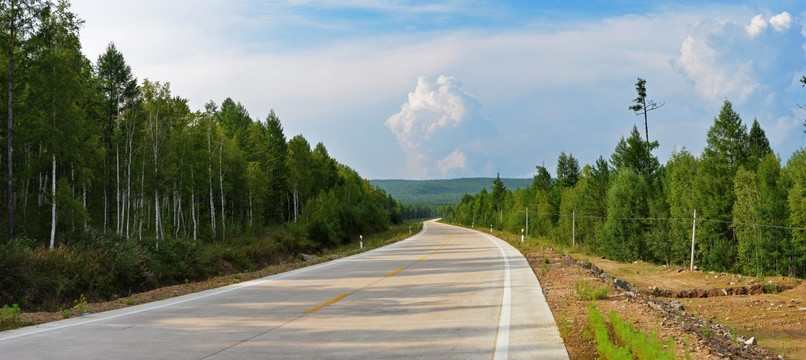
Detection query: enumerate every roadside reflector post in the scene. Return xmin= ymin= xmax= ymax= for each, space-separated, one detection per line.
xmin=360 ymin=235 xmax=363 ymax=249
xmin=521 ymin=228 xmax=524 ymax=243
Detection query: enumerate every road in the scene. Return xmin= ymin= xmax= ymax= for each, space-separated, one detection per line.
xmin=0 ymin=220 xmax=568 ymax=359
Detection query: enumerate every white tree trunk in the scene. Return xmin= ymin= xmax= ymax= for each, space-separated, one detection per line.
xmin=139 ymin=153 xmax=145 ymax=241
xmin=207 ymin=124 xmax=216 ymax=238
xmin=116 ymin=144 xmax=120 ymax=234
xmin=219 ymin=139 xmax=225 ymax=241
xmin=293 ymin=184 xmax=298 ymax=223
xmin=49 ymin=153 xmax=56 ymax=249
xmin=191 ymin=167 xmax=197 ymax=241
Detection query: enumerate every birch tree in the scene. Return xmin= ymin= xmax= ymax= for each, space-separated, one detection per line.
xmin=0 ymin=0 xmax=43 ymax=253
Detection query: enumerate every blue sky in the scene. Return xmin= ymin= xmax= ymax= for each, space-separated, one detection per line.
xmin=71 ymin=1 xmax=806 ymax=179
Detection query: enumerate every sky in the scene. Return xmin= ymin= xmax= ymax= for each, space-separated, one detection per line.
xmin=70 ymin=0 xmax=806 ymax=180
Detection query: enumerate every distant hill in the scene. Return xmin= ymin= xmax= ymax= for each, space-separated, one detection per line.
xmin=370 ymin=177 xmax=533 ymax=206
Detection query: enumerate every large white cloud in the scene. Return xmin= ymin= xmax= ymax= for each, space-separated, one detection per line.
xmin=673 ymin=12 xmax=803 ymax=106
xmin=385 ymin=75 xmax=490 ymax=178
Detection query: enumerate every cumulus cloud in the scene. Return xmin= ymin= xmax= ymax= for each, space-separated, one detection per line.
xmin=385 ymin=75 xmax=492 ymax=178
xmin=770 ymin=12 xmax=793 ymax=31
xmin=672 ymin=12 xmax=803 ymax=106
xmin=437 ymin=149 xmax=467 ymax=174
xmin=746 ymin=14 xmax=767 ymax=38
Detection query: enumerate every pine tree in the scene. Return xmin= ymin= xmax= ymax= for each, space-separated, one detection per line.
xmin=696 ymin=99 xmax=749 ymax=272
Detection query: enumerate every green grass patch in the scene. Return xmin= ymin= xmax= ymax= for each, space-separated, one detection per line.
xmin=587 ymin=302 xmax=681 ymax=360
xmin=575 ymin=279 xmax=610 ymax=300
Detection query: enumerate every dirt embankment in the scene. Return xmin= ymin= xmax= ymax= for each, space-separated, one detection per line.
xmin=520 ymin=241 xmax=800 ymax=359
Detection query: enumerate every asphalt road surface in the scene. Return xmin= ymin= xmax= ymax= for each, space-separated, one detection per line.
xmin=0 ymin=220 xmax=568 ymax=359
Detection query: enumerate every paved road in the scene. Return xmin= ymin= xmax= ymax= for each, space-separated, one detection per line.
xmin=0 ymin=221 xmax=568 ymax=359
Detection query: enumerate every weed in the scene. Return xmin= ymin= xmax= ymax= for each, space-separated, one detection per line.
xmin=575 ymin=279 xmax=610 ymax=300
xmin=701 ymin=327 xmax=710 ymax=338
xmin=558 ymin=315 xmax=574 ymax=342
xmin=61 ymin=309 xmax=72 ymax=319
xmin=587 ymin=303 xmax=633 ymax=359
xmin=1 ymin=304 xmax=21 ymax=324
xmin=609 ymin=310 xmax=679 ymax=360
xmin=126 ymin=297 xmax=135 ymax=306
xmin=73 ymin=294 xmax=88 ymax=316
xmin=763 ymin=283 xmax=779 ymax=294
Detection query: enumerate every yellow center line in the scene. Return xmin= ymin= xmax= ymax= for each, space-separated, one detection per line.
xmin=433 ymin=248 xmax=439 ymax=252
xmin=417 ymin=255 xmax=427 ymax=261
xmin=385 ymin=268 xmax=404 ymax=277
xmin=302 ymin=293 xmax=349 ymax=314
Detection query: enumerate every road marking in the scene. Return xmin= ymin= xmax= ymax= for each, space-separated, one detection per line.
xmin=303 ymin=293 xmax=349 ymax=314
xmin=485 ymin=234 xmax=511 ymax=360
xmin=385 ymin=268 xmax=404 ymax=277
xmin=417 ymin=255 xmax=427 ymax=261
xmin=433 ymin=248 xmax=439 ymax=252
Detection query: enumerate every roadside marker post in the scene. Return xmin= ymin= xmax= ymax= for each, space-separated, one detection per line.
xmin=360 ymin=235 xmax=363 ymax=249
xmin=521 ymin=228 xmax=524 ymax=243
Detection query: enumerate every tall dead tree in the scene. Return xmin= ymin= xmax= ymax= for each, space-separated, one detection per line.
xmin=629 ymin=77 xmax=664 ymax=148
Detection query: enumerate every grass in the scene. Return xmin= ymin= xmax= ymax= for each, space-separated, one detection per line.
xmin=575 ymin=279 xmax=610 ymax=300
xmin=587 ymin=303 xmax=633 ymax=360
xmin=587 ymin=302 xmax=680 ymax=360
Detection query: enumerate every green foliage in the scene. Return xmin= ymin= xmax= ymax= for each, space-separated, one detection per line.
xmin=665 ymin=150 xmax=698 ymax=265
xmin=1 ymin=304 xmax=21 ymax=324
xmin=73 ymin=294 xmax=88 ymax=315
xmin=587 ymin=303 xmax=633 ymax=360
xmin=602 ymin=168 xmax=650 ymax=262
xmin=574 ymin=279 xmax=609 ymax=300
xmin=608 ymin=311 xmax=679 ymax=360
xmin=556 ymin=152 xmax=580 ymax=188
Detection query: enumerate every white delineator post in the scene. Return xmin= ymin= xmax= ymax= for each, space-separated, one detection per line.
xmin=690 ymin=209 xmax=697 ymax=271
xmin=521 ymin=228 xmax=524 ymax=243
xmin=360 ymin=235 xmax=363 ymax=249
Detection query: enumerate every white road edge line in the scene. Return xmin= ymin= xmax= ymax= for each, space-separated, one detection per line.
xmin=485 ymin=233 xmax=511 ymax=360
xmin=0 ymin=222 xmax=429 ymax=342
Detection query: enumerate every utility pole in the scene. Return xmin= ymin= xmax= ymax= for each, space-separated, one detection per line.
xmin=525 ymin=207 xmax=529 ymax=238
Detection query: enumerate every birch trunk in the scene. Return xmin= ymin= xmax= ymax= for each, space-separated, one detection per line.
xmin=207 ymin=124 xmax=216 ymax=238
xmin=219 ymin=139 xmax=225 ymax=241
xmin=116 ymin=144 xmax=120 ymax=234
xmin=49 ymin=153 xmax=56 ymax=249
xmin=190 ymin=167 xmax=197 ymax=241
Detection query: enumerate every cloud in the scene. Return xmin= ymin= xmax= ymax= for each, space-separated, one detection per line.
xmin=385 ymin=75 xmax=491 ymax=178
xmin=385 ymin=75 xmax=477 ymax=149
xmin=672 ymin=12 xmax=804 ymax=106
xmin=770 ymin=11 xmax=793 ymax=31
xmin=437 ymin=149 xmax=467 ymax=174
xmin=746 ymin=14 xmax=767 ymax=38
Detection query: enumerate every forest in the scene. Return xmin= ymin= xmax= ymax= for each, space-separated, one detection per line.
xmin=0 ymin=1 xmax=402 ymax=310
xmin=448 ymin=96 xmax=806 ymax=279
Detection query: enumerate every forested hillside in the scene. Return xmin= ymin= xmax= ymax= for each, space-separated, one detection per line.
xmin=371 ymin=177 xmax=532 ymax=205
xmin=448 ymin=99 xmax=806 ymax=279
xmin=0 ymin=1 xmax=401 ymax=310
